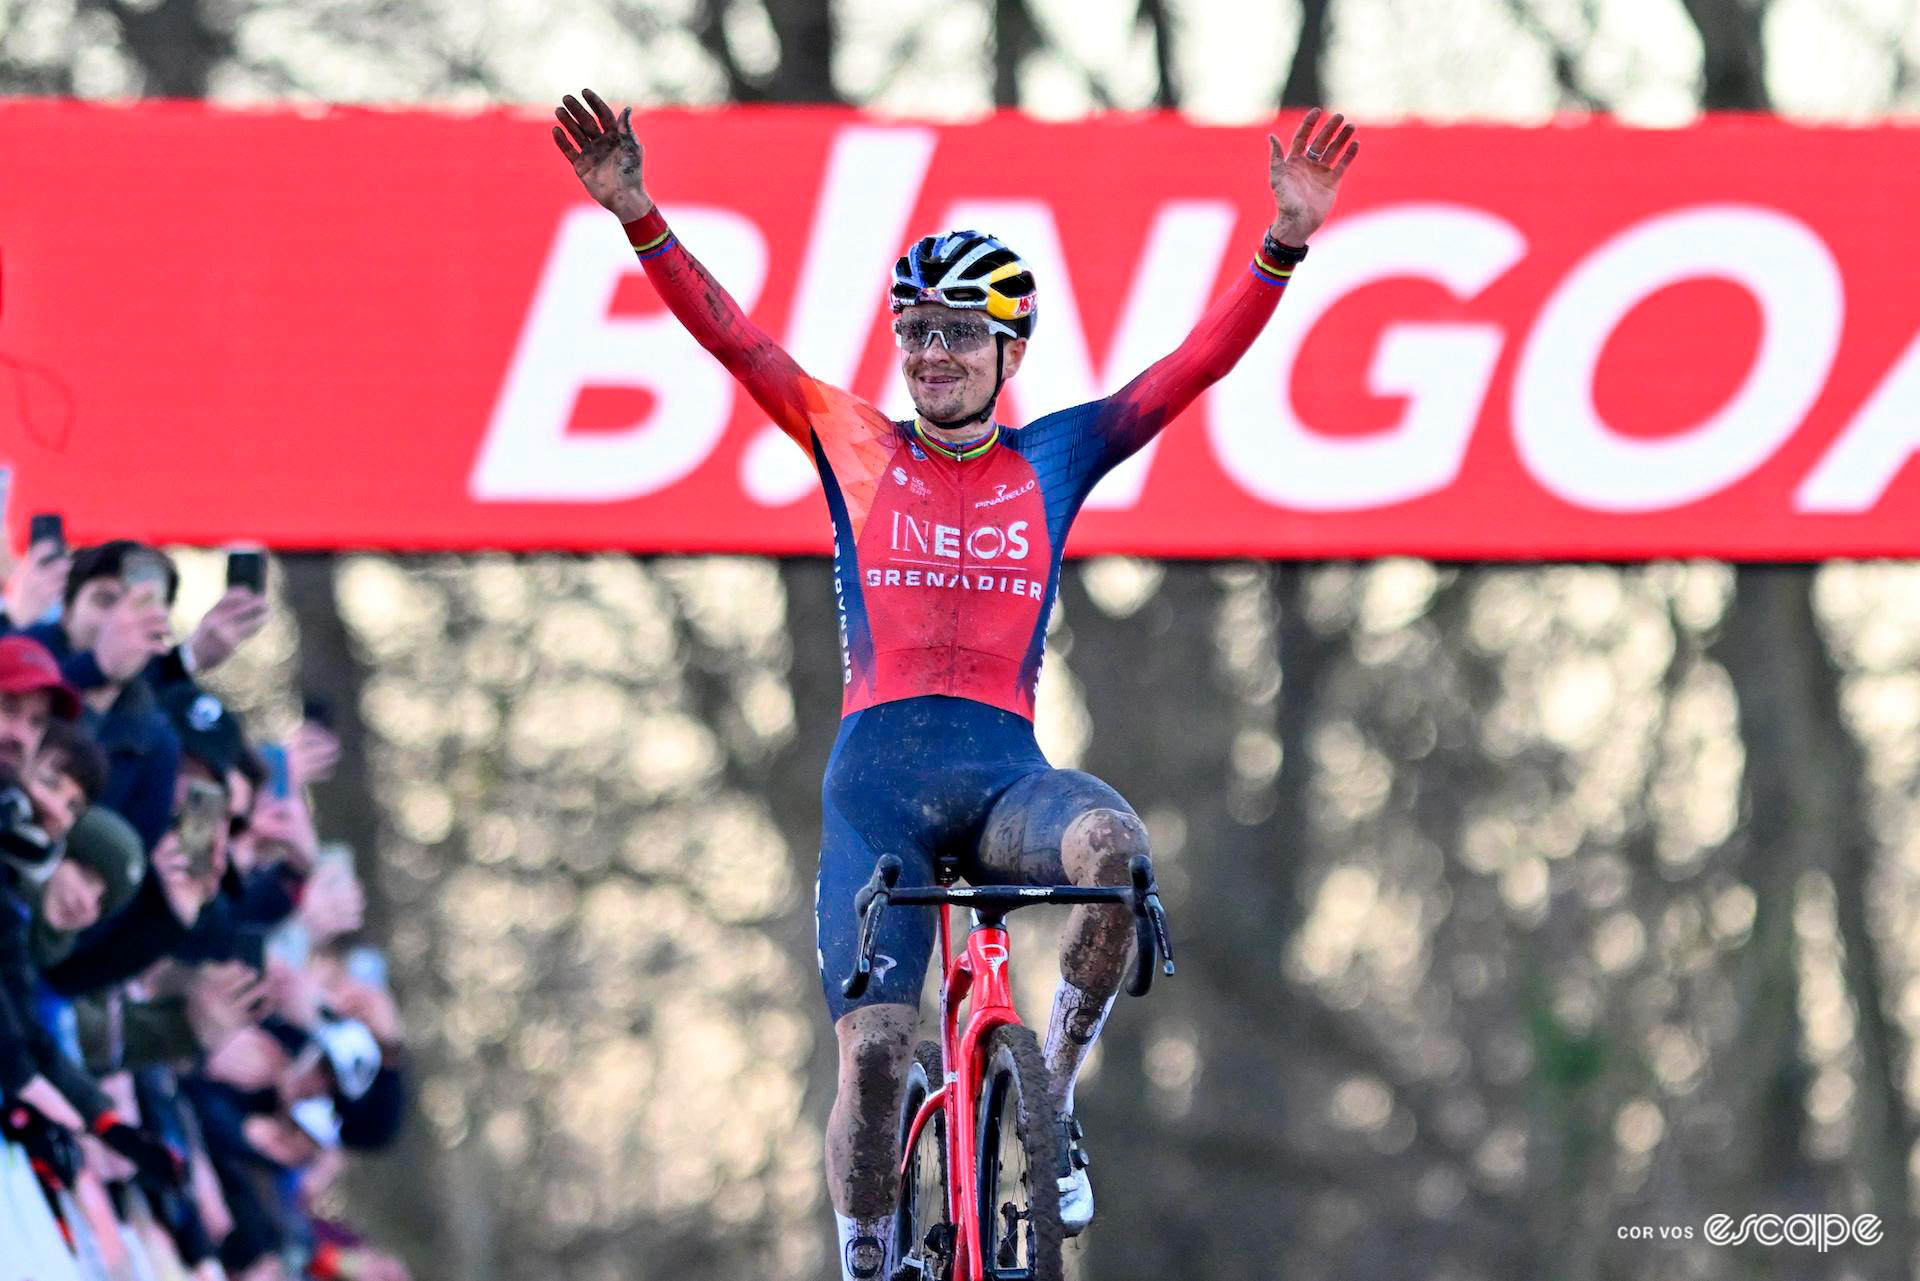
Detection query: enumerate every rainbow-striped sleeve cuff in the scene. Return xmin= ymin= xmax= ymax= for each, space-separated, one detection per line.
xmin=623 ymin=209 xmax=676 ymax=260
xmin=1250 ymin=254 xmax=1295 ymax=287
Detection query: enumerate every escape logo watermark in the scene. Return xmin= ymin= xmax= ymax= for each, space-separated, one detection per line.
xmin=1619 ymin=1215 xmax=1882 ymax=1252
xmin=1705 ymin=1214 xmax=1882 ymax=1251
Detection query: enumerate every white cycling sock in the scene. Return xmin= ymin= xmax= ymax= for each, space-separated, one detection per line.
xmin=836 ymin=1211 xmax=894 ymax=1281
xmin=1042 ymin=980 xmax=1115 ymax=1116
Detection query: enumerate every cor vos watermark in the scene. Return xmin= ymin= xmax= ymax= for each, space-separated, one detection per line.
xmin=1617 ymin=1214 xmax=1882 ymax=1252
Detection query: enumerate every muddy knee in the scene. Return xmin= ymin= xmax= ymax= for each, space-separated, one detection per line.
xmin=1058 ymin=809 xmax=1146 ymax=992
xmin=827 ymin=1004 xmax=917 ymax=1215
xmin=1061 ymin=807 xmax=1148 ymax=887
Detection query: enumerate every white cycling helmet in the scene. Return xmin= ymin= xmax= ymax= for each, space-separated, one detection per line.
xmin=889 ymin=231 xmax=1037 ymax=341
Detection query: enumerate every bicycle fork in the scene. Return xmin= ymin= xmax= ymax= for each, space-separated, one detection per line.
xmin=897 ymin=902 xmax=1020 ymax=1281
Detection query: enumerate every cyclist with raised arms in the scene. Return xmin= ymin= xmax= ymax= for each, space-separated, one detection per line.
xmin=552 ymin=89 xmax=1360 ymax=1281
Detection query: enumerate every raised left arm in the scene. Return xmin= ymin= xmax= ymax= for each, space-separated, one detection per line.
xmin=1097 ymin=110 xmax=1362 ymax=466
xmin=1269 ymin=108 xmax=1359 ymax=249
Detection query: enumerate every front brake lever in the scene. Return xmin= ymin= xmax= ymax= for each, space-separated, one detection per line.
xmin=1145 ymin=894 xmax=1175 ymax=977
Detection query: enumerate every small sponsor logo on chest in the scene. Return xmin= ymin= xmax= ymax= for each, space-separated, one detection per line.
xmin=974 ymin=479 xmax=1036 ymax=509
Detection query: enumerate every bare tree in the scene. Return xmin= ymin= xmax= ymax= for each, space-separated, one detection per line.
xmin=1282 ymin=0 xmax=1333 ymax=108
xmin=75 ymin=0 xmax=232 ymax=97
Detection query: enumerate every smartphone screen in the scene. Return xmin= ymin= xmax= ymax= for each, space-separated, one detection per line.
xmin=258 ymin=743 xmax=291 ymax=800
xmin=121 ymin=548 xmax=170 ymax=604
xmin=174 ymin=779 xmax=226 ymax=878
xmin=226 ymin=549 xmax=266 ymax=593
xmin=301 ymin=694 xmax=335 ymax=731
xmin=28 ymin=513 xmax=63 ymax=555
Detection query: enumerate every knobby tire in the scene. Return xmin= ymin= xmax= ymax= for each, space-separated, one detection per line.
xmin=974 ymin=1025 xmax=1064 ymax=1281
xmin=895 ymin=1040 xmax=952 ymax=1280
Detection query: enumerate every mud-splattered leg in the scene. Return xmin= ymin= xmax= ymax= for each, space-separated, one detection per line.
xmin=827 ymin=1002 xmax=917 ymax=1279
xmin=1046 ymin=806 xmax=1145 ymax=1106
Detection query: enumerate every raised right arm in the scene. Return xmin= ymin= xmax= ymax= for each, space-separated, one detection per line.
xmin=619 ymin=208 xmax=814 ymax=439
xmin=553 ymin=89 xmax=815 ymax=443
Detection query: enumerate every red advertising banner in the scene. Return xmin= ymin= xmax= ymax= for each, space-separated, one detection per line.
xmin=1 ymin=100 xmax=1916 ymax=560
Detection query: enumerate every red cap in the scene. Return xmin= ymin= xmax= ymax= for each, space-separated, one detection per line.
xmin=0 ymin=636 xmax=81 ymax=721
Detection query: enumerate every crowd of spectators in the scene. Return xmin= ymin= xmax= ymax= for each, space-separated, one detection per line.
xmin=0 ymin=529 xmax=411 ymax=1281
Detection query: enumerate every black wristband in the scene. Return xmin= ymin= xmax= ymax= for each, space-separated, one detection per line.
xmin=1261 ymin=232 xmax=1308 ymax=266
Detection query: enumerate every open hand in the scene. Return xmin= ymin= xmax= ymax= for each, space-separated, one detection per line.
xmin=154 ymin=831 xmax=216 ymax=926
xmin=250 ymin=793 xmax=320 ymax=870
xmin=1267 ymin=108 xmax=1361 ymax=247
xmin=286 ymin=720 xmax=341 ymax=788
xmin=186 ymin=587 xmax=271 ymax=673
xmin=6 ymin=545 xmax=69 ymax=628
xmin=551 ymin=88 xmax=652 ymax=222
xmin=187 ymin=962 xmax=273 ymax=1051
xmin=296 ymin=859 xmax=364 ymax=943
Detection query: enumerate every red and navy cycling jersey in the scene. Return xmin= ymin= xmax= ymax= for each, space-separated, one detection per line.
xmin=625 ymin=208 xmax=1296 ymax=721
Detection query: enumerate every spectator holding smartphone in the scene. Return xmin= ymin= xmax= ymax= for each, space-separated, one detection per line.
xmin=0 ymin=525 xmax=414 ymax=1280
xmin=13 ymin=542 xmax=270 ymax=853
xmin=43 ymin=687 xmax=264 ymax=994
xmin=181 ymin=548 xmax=272 ymax=678
xmin=20 ymin=721 xmax=111 ymax=965
xmin=4 ymin=513 xmax=69 ymax=631
xmin=0 ymin=636 xmax=179 ymax=1184
xmin=25 ymin=542 xmax=182 ymax=850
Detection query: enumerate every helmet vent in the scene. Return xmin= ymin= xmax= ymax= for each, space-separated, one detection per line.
xmin=968 ymin=249 xmax=1017 ymax=276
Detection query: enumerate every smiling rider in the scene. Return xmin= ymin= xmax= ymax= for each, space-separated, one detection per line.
xmin=552 ymin=87 xmax=1361 ymax=1281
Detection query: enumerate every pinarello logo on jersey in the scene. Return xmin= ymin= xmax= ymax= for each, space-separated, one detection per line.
xmin=974 ymin=479 xmax=1036 ymax=509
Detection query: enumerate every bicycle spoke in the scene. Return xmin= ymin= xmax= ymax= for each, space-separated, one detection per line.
xmin=897 ymin=1040 xmax=952 ymax=1281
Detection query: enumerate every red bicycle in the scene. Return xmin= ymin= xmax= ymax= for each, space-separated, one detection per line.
xmin=842 ymin=852 xmax=1175 ymax=1281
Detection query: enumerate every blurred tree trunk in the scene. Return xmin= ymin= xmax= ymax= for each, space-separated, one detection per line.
xmin=77 ymin=0 xmax=231 ymax=97
xmin=764 ymin=558 xmax=844 ymax=1270
xmin=1679 ymin=1 xmax=1912 ymax=1270
xmin=1680 ymin=0 xmax=1769 ymax=109
xmin=992 ymin=0 xmax=1042 ymax=109
xmin=1138 ymin=0 xmax=1177 ymax=109
xmin=282 ymin=554 xmax=467 ymax=1279
xmin=1062 ymin=564 xmax=1331 ymax=1275
xmin=282 ymin=555 xmax=390 ymax=938
xmin=695 ymin=0 xmax=759 ymax=101
xmin=1714 ymin=569 xmax=1912 ymax=1278
xmin=751 ymin=6 xmax=854 ymax=1264
xmin=1281 ymin=0 xmax=1331 ymax=108
xmin=762 ymin=0 xmax=839 ymax=102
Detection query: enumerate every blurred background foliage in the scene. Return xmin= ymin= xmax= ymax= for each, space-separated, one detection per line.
xmin=8 ymin=0 xmax=1920 ymax=1276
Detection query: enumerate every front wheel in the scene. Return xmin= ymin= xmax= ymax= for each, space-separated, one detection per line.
xmin=974 ymin=1025 xmax=1064 ymax=1281
xmin=894 ymin=1040 xmax=952 ymax=1280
